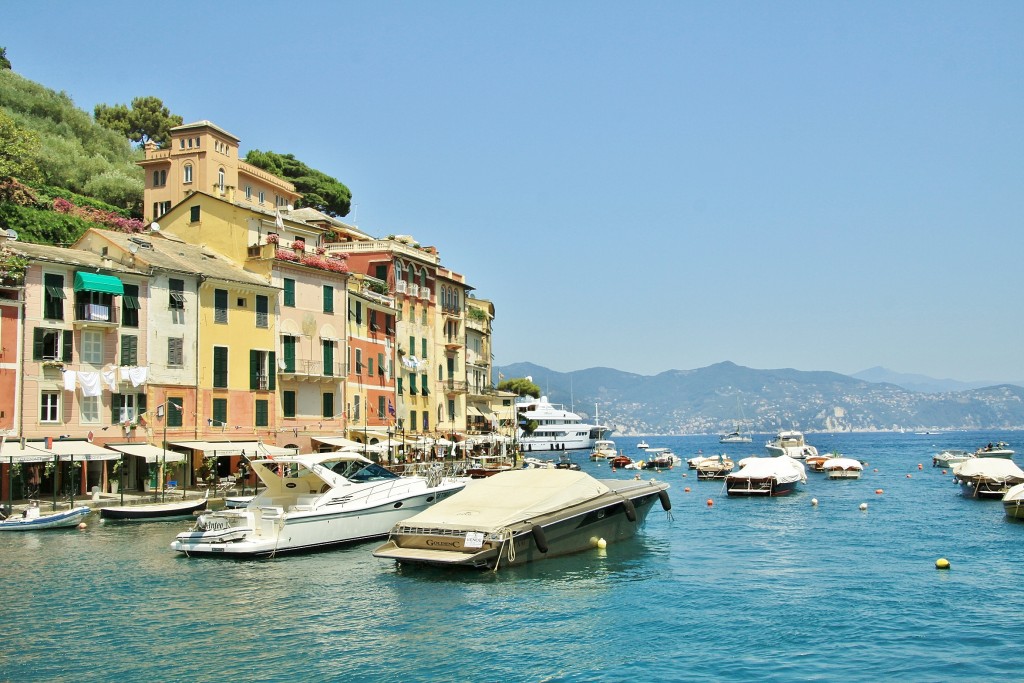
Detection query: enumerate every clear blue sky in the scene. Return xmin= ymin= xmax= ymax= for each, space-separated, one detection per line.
xmin=6 ymin=1 xmax=1023 ymax=382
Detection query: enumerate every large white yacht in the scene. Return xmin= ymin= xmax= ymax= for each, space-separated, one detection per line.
xmin=516 ymin=396 xmax=608 ymax=452
xmin=764 ymin=430 xmax=819 ymax=459
xmin=170 ymin=452 xmax=466 ymax=557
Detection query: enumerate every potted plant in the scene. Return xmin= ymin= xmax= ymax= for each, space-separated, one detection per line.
xmin=110 ymin=460 xmax=122 ymax=493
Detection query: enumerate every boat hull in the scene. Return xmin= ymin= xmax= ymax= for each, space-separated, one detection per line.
xmin=101 ymin=498 xmax=208 ymax=521
xmin=1003 ymin=499 xmax=1024 ymax=520
xmin=725 ymin=477 xmax=800 ymax=497
xmin=373 ymin=481 xmax=671 ymax=570
xmin=0 ymin=506 xmax=91 ymax=531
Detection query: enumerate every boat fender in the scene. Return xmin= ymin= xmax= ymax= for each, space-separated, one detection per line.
xmin=658 ymin=489 xmax=671 ymax=511
xmin=623 ymin=498 xmax=637 ymax=522
xmin=531 ymin=524 xmax=549 ymax=553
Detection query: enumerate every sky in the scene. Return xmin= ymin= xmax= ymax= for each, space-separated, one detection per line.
xmin=5 ymin=1 xmax=1023 ymax=382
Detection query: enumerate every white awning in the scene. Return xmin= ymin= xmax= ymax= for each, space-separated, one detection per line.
xmin=467 ymin=406 xmax=484 ymax=417
xmin=170 ymin=441 xmax=297 ymax=457
xmin=312 ymin=436 xmax=365 ymax=449
xmin=0 ymin=440 xmax=122 ymax=462
xmin=106 ymin=443 xmax=186 ymax=464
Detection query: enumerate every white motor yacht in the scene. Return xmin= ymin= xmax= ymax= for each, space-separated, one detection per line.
xmin=170 ymin=452 xmax=466 ymax=557
xmin=516 ymin=396 xmax=607 ymax=452
xmin=764 ymin=430 xmax=819 ymax=459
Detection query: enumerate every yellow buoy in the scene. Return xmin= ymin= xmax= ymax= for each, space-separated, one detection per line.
xmin=597 ymin=538 xmax=607 ymax=549
xmin=936 ymin=558 xmax=950 ymax=570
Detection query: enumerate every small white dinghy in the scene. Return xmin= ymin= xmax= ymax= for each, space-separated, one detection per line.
xmin=0 ymin=504 xmax=91 ymax=531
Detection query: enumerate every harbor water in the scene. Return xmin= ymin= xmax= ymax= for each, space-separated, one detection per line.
xmin=2 ymin=431 xmax=1022 ymax=682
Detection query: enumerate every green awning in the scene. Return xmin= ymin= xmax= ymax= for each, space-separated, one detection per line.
xmin=74 ymin=272 xmax=124 ymax=295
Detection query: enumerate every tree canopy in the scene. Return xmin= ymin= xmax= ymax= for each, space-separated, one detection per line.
xmin=245 ymin=149 xmax=352 ymax=217
xmin=498 ymin=377 xmax=541 ymax=398
xmin=94 ymin=96 xmax=183 ymax=148
xmin=0 ymin=47 xmax=11 ymax=71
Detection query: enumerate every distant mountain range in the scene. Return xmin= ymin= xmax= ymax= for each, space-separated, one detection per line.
xmin=850 ymin=366 xmax=1024 ymax=393
xmin=497 ymin=361 xmax=1024 ymax=435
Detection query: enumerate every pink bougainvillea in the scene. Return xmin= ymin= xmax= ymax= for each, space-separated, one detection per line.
xmin=265 ymin=233 xmax=279 ymax=244
xmin=291 ymin=239 xmax=306 ymax=250
xmin=53 ymin=197 xmax=146 ymax=233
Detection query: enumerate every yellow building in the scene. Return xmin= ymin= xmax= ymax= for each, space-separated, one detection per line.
xmin=138 ymin=120 xmax=300 ymax=224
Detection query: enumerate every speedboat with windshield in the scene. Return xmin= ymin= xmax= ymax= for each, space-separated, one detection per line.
xmin=170 ymin=452 xmax=466 ymax=557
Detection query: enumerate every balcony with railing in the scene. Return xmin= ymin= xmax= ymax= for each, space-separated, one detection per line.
xmin=324 ymin=239 xmax=441 ymax=265
xmin=73 ymin=302 xmax=118 ymax=329
xmin=440 ymin=379 xmax=468 ymax=395
xmin=278 ymin=359 xmax=344 ymax=381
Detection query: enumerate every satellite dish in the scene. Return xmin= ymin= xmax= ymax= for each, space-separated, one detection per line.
xmin=5 ymin=229 xmax=18 ymax=241
xmin=150 ymin=222 xmax=161 ymax=232
xmin=128 ymin=243 xmax=139 ymax=255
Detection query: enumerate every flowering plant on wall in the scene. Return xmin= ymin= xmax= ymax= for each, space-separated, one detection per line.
xmin=265 ymin=233 xmax=279 ymax=244
xmin=291 ymin=239 xmax=306 ymax=251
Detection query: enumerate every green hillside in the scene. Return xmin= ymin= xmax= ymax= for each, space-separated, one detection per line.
xmin=0 ymin=68 xmax=143 ymax=244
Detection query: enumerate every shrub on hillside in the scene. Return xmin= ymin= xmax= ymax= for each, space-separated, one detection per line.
xmin=0 ymin=203 xmax=95 ymax=245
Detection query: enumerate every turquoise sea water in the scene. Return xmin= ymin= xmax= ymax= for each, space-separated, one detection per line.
xmin=2 ymin=431 xmax=1022 ymax=682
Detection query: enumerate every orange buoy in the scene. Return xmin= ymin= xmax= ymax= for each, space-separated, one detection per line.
xmin=684 ymin=487 xmax=691 ymax=493
xmin=77 ymin=522 xmax=87 ymax=530
xmin=918 ymin=463 xmax=923 ymax=470
xmin=875 ymin=489 xmax=883 ymax=495
xmin=706 ymin=498 xmax=714 ymax=507
xmin=873 ymin=468 xmax=878 ymax=473
xmin=941 ymin=469 xmax=947 ymax=475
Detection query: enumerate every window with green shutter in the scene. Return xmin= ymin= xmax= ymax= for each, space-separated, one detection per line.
xmin=378 ymin=396 xmax=386 ymax=419
xmin=213 ymin=347 xmax=228 ymax=388
xmin=323 ymin=285 xmax=334 ymax=313
xmin=378 ymin=353 xmax=385 ymax=376
xmin=421 ymin=374 xmax=429 ymax=396
xmin=122 ymin=283 xmax=139 ymax=327
xmin=214 ymin=289 xmax=228 ymax=324
xmin=409 ymin=374 xmax=417 ymax=395
xmin=43 ymin=273 xmax=65 ymax=320
xmin=190 ymin=205 xmax=200 ymax=222
xmin=120 ymin=334 xmax=138 ymax=366
xmin=283 ymin=278 xmax=295 ymax=307
xmin=283 ymin=391 xmax=296 ymax=418
xmin=368 ymin=356 xmax=374 ymax=378
xmin=323 ymin=341 xmax=334 ymax=376
xmin=255 ymin=399 xmax=269 ymax=427
xmin=322 ymin=392 xmax=334 ymax=419
xmin=212 ymin=398 xmax=227 ymax=425
xmin=397 ymin=378 xmax=403 ymax=395
xmin=255 ymin=295 xmax=269 ymax=328
xmin=167 ymin=397 xmax=184 ymax=427
xmin=283 ymin=336 xmax=296 ymax=372
xmin=169 ymin=278 xmax=185 ymax=309
xmin=421 ymin=338 xmax=427 ymax=359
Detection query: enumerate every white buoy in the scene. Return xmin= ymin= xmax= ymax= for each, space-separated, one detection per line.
xmin=859 ymin=503 xmax=868 ymax=511
xmin=811 ymin=498 xmax=818 ymax=506
xmin=597 ymin=538 xmax=607 ymax=549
